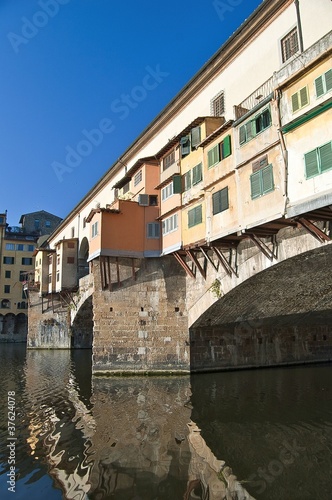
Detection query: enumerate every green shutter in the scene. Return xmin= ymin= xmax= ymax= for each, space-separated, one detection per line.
xmin=213 ymin=187 xmax=229 ymax=214
xmin=180 ymin=136 xmax=190 ymax=157
xmin=315 ymin=75 xmax=324 ymax=98
xmin=246 ymin=121 xmax=253 ymax=141
xmin=207 ymin=145 xmax=220 ymax=168
xmin=262 ymin=165 xmax=274 ymax=194
xmin=325 ymin=69 xmax=332 ymax=93
xmin=304 ymin=149 xmax=319 ymax=178
xmin=299 ymin=86 xmax=309 ymax=107
xmin=188 ymin=205 xmax=202 ymax=227
xmin=195 ymin=205 xmax=202 ymax=225
xmin=222 ymin=135 xmax=232 ymax=158
xmin=184 ymin=171 xmax=191 ymax=191
xmin=191 ymin=126 xmax=201 ymax=149
xmin=192 ymin=163 xmax=202 ymax=185
xmin=292 ymin=92 xmax=300 ymax=112
xmin=239 ymin=125 xmax=246 ymax=145
xmin=173 ymin=174 xmax=182 ymax=194
xmin=250 ymin=171 xmax=261 ymax=199
xmin=319 ymin=142 xmax=332 ymax=172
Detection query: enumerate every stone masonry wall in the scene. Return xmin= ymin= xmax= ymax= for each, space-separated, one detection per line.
xmin=91 ymin=256 xmax=189 ymax=374
xmin=28 ymin=291 xmax=71 ymax=348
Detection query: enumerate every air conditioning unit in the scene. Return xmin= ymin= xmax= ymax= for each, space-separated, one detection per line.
xmin=138 ymin=194 xmax=149 ymax=206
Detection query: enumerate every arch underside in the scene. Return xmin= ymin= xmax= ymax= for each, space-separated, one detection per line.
xmin=190 ymin=245 xmax=332 ymax=371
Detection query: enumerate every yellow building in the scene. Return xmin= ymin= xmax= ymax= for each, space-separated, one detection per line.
xmin=0 ymin=211 xmax=62 ymax=341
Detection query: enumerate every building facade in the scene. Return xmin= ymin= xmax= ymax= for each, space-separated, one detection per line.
xmin=0 ymin=210 xmax=62 ymax=341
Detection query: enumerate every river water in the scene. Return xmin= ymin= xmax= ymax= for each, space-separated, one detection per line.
xmin=0 ymin=344 xmax=331 ymax=499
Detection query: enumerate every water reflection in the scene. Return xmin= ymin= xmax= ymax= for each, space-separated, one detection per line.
xmin=1 ymin=346 xmax=331 ymax=499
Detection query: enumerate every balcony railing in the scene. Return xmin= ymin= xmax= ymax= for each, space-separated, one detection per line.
xmin=234 ymin=76 xmax=274 ymax=120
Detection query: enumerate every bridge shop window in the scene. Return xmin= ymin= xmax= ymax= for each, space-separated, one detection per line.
xmin=146 ymin=222 xmax=160 ymax=239
xmin=134 ymin=169 xmax=142 ymax=186
xmin=161 ymin=182 xmax=174 ymax=201
xmin=162 ymin=214 xmax=178 ymax=235
xmin=291 ymin=86 xmax=309 ymax=113
xmin=188 ymin=205 xmax=202 ymax=228
xmin=304 ymin=141 xmax=332 ymax=179
xmin=250 ymin=164 xmax=274 ymax=199
xmin=92 ymin=221 xmax=98 ymax=238
xmin=239 ymin=107 xmax=271 ymax=145
xmin=163 ymin=150 xmax=175 ymax=171
xmin=207 ymin=135 xmax=231 ymax=168
xmin=212 ymin=187 xmax=229 ymax=215
xmin=315 ymin=69 xmax=332 ymax=98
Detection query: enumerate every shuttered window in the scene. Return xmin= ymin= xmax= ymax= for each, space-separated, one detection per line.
xmin=188 ymin=205 xmax=202 ymax=228
xmin=305 ymin=141 xmax=332 ymax=179
xmin=192 ymin=163 xmax=203 ymax=185
xmin=147 ymin=222 xmax=160 ymax=239
xmin=250 ymin=164 xmax=274 ymax=199
xmin=239 ymin=107 xmax=271 ymax=145
xmin=212 ymin=187 xmax=229 ymax=215
xmin=180 ymin=136 xmax=190 ymax=158
xmin=291 ymin=86 xmax=309 ymax=113
xmin=173 ymin=174 xmax=182 ymax=194
xmin=315 ymin=69 xmax=332 ymax=98
xmin=191 ymin=126 xmax=201 ymax=150
xmin=184 ymin=171 xmax=191 ymax=191
xmin=161 ymin=182 xmax=174 ymax=201
xmin=207 ymin=144 xmax=220 ymax=168
xmin=221 ymin=135 xmax=232 ymax=158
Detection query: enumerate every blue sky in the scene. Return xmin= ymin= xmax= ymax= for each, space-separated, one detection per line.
xmin=0 ymin=0 xmax=262 ymax=227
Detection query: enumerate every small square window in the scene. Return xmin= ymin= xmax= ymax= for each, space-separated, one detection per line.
xmin=281 ymin=27 xmax=299 ymax=63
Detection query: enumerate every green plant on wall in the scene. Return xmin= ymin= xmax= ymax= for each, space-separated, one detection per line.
xmin=210 ymin=278 xmax=222 ymax=298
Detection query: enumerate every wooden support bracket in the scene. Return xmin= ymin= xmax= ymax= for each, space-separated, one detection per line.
xmin=297 ymin=217 xmax=330 ymax=243
xmin=248 ymin=234 xmax=275 ymax=261
xmin=199 ymin=247 xmax=219 ymax=271
xmin=211 ymin=246 xmax=238 ymax=277
xmin=173 ymin=252 xmax=196 ymax=278
xmin=186 ymin=250 xmax=206 ymax=280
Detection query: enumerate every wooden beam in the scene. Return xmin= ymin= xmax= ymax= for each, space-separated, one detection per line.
xmin=173 ymin=252 xmax=196 ymax=278
xmin=199 ymin=247 xmax=218 ymax=271
xmin=211 ymin=246 xmax=238 ymax=276
xmin=186 ymin=250 xmax=206 ymax=280
xmin=297 ymin=218 xmax=330 ymax=243
xmin=248 ymin=234 xmax=275 ymax=261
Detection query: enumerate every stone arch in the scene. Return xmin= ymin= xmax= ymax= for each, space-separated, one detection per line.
xmin=78 ymin=237 xmax=89 ymax=279
xmin=190 ymin=245 xmax=332 ymax=372
xmin=71 ymin=295 xmax=93 ymax=348
xmin=3 ymin=313 xmax=16 ymax=336
xmin=15 ymin=313 xmax=28 ymax=337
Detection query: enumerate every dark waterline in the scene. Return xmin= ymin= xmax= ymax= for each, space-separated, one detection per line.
xmin=0 ymin=344 xmax=331 ymax=499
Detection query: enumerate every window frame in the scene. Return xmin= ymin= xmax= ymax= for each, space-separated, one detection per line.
xmin=239 ymin=107 xmax=271 ymax=146
xmin=134 ymin=169 xmax=143 ymax=186
xmin=162 ymin=214 xmax=178 ymax=235
xmin=315 ymin=69 xmax=332 ymax=98
xmin=146 ymin=222 xmax=160 ymax=239
xmin=92 ymin=221 xmax=98 ymax=238
xmin=210 ymin=91 xmax=225 ymax=117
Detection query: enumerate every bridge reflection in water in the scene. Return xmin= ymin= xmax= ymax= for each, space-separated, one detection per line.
xmin=0 ymin=346 xmax=331 ymax=499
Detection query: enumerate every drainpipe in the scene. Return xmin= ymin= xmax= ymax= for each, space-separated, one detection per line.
xmin=294 ymin=0 xmax=304 ymax=53
xmin=275 ymin=89 xmax=289 ymax=216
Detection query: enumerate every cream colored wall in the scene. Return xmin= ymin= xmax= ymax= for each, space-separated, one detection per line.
xmin=286 ymin=108 xmax=332 ymax=205
xmin=281 ymin=57 xmax=332 ymax=125
xmin=236 ymin=145 xmax=286 ymax=229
